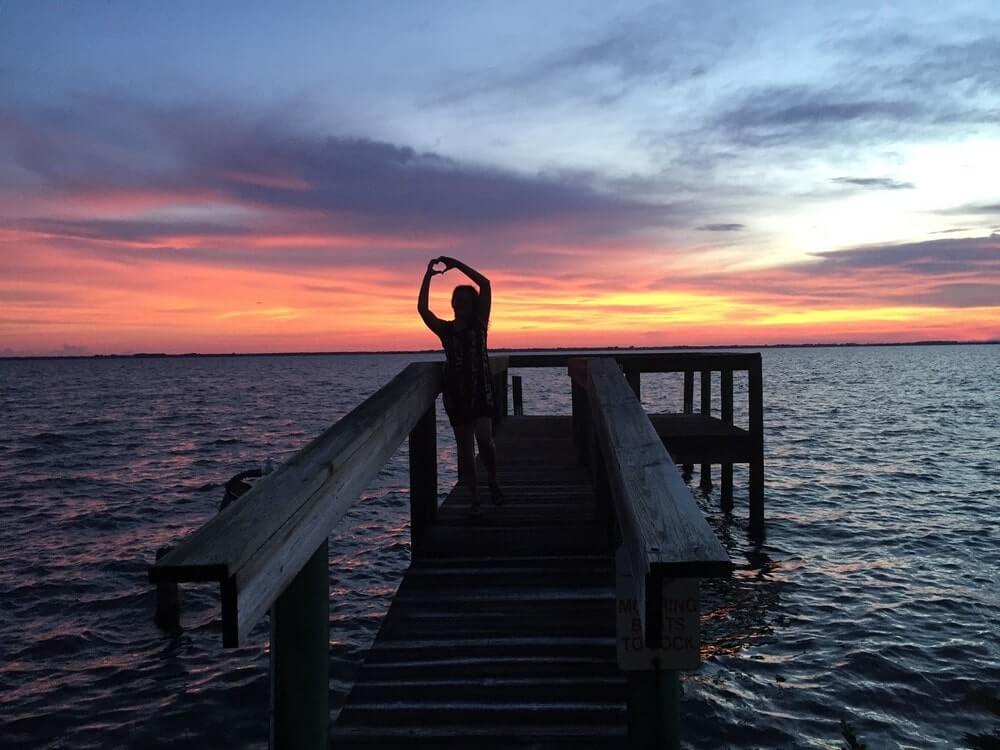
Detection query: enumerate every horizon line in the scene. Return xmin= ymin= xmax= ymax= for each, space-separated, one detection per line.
xmin=2 ymin=339 xmax=998 ymax=361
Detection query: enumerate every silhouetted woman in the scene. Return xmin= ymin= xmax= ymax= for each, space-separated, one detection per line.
xmin=418 ymin=256 xmax=502 ymax=516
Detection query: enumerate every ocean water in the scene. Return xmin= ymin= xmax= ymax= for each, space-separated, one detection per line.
xmin=0 ymin=345 xmax=997 ymax=749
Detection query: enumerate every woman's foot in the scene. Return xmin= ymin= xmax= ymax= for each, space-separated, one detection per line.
xmin=489 ymin=480 xmax=505 ymax=506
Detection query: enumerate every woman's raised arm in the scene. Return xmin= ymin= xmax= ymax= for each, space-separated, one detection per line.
xmin=418 ymin=259 xmax=447 ymax=336
xmin=440 ymin=256 xmax=491 ymax=324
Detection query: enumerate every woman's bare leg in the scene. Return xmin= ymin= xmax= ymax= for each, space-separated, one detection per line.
xmin=475 ymin=417 xmax=502 ymax=504
xmin=455 ymin=422 xmax=481 ymax=512
xmin=474 ymin=418 xmax=497 ymax=483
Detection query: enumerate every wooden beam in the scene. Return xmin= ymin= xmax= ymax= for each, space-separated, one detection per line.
xmin=748 ymin=355 xmax=764 ymax=532
xmin=488 ymin=354 xmax=510 ymax=375
xmin=270 ymin=540 xmax=329 ymax=749
xmin=509 ymin=351 xmax=761 ymax=372
xmin=624 ymin=363 xmax=641 ymax=399
xmin=567 ymin=356 xmax=589 ymax=387
xmin=584 ymin=358 xmax=731 ymax=648
xmin=614 ymin=352 xmax=759 ymax=374
xmin=700 ymin=370 xmax=712 ymax=491
xmin=409 ymin=406 xmax=437 ymax=558
xmin=682 ymin=371 xmax=694 ymax=475
xmin=571 ymin=382 xmax=589 ymax=464
xmin=149 ymin=361 xmax=441 ymax=645
xmin=490 ymin=356 xmax=509 ymax=425
xmin=628 ymin=670 xmax=680 ymax=749
xmin=153 ymin=546 xmax=180 ymax=630
xmin=512 ymin=375 xmax=524 ymax=416
xmin=682 ymin=371 xmax=694 ymax=414
xmin=720 ymin=369 xmax=734 ymax=512
xmin=569 ymin=357 xmax=590 ymax=461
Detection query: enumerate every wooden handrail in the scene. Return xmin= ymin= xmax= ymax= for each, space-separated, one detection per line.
xmin=514 ymin=350 xmax=759 ymax=371
xmin=573 ymin=358 xmax=732 ymax=649
xmin=148 ymin=361 xmax=441 ymax=646
xmin=488 ymin=354 xmax=509 ymax=374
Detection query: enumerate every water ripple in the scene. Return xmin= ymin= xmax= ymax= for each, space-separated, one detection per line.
xmin=1 ymin=346 xmax=998 ymax=748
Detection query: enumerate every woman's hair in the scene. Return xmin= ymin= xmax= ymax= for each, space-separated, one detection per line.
xmin=451 ymin=285 xmax=484 ymax=325
xmin=451 ymin=285 xmax=479 ymax=308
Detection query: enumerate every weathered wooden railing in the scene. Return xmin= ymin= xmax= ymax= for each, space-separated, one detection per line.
xmin=148 ymin=350 xmax=755 ymax=749
xmin=149 ymin=357 xmax=511 ymax=749
xmin=509 ymin=350 xmax=764 ymax=532
xmin=569 ymin=357 xmax=732 ymax=748
xmin=618 ymin=352 xmax=763 ymax=528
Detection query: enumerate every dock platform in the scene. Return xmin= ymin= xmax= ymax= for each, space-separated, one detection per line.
xmin=149 ymin=352 xmax=763 ymax=749
xmin=332 ymin=415 xmax=624 ymax=747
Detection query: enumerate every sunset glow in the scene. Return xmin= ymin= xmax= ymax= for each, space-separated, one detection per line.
xmin=2 ymin=2 xmax=999 ymax=355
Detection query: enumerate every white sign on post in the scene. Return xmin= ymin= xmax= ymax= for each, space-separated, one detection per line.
xmin=615 ymin=547 xmax=700 ymax=670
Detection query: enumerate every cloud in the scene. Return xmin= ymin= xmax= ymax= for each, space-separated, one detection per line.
xmin=696 ymin=223 xmax=745 ymax=232
xmin=428 ymin=4 xmax=736 ymax=110
xmin=9 ymin=217 xmax=244 ymax=244
xmin=715 ymin=86 xmax=923 ymax=147
xmin=842 ymin=32 xmax=1000 ymax=99
xmin=831 ymin=177 xmax=914 ymax=190
xmin=810 ymin=235 xmax=1000 ymax=276
xmin=658 ymin=234 xmax=1000 ymax=311
xmin=705 ymin=28 xmax=1000 ymax=159
xmin=911 ymin=282 xmax=1000 ymax=308
xmin=2 ymin=95 xmax=690 ymax=267
xmin=933 ymin=202 xmax=1000 ymax=216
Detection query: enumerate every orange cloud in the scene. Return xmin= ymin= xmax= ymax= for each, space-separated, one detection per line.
xmin=4 ymin=227 xmax=997 ymax=355
xmin=2 ymin=100 xmax=997 ymax=355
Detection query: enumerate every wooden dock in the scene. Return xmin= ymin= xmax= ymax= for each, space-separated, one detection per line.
xmin=333 ymin=415 xmax=623 ymax=746
xmin=149 ymin=352 xmax=763 ymax=749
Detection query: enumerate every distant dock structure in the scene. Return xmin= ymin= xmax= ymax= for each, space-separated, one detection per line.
xmin=149 ymin=351 xmax=764 ymax=748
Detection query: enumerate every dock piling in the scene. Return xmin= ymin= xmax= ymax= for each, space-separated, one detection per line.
xmin=269 ymin=540 xmax=329 ymax=750
xmin=720 ymin=368 xmax=734 ymax=512
xmin=149 ymin=350 xmax=764 ymax=748
xmin=748 ymin=358 xmax=765 ymax=533
xmin=511 ymin=374 xmax=524 ymax=415
xmin=700 ymin=370 xmax=712 ymax=491
xmin=624 ymin=363 xmax=641 ymax=399
xmin=492 ymin=357 xmax=509 ymax=426
xmin=153 ymin=546 xmax=180 ymax=631
xmin=408 ymin=405 xmax=437 ymax=557
xmin=628 ymin=670 xmax=681 ymax=750
xmin=682 ymin=371 xmax=694 ymax=476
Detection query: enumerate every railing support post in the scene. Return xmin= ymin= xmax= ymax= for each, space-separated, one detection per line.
xmin=589 ymin=424 xmax=614 ymax=540
xmin=409 ymin=406 xmax=437 ymax=558
xmin=699 ymin=370 xmax=712 ymax=491
xmin=512 ymin=375 xmax=524 ymax=416
xmin=270 ymin=540 xmax=329 ymax=750
xmin=748 ymin=357 xmax=764 ymax=533
xmin=494 ymin=367 xmax=509 ymax=425
xmin=720 ymin=369 xmax=734 ymax=512
xmin=624 ymin=364 xmax=641 ymax=400
xmin=571 ymin=380 xmax=589 ymax=464
xmin=154 ymin=546 xmax=180 ymax=630
xmin=627 ymin=669 xmax=681 ymax=750
xmin=682 ymin=371 xmax=694 ymax=477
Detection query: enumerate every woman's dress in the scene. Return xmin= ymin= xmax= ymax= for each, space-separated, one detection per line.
xmin=439 ymin=318 xmax=495 ymax=426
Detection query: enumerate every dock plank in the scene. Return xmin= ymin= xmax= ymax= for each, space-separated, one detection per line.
xmin=333 ymin=411 xmax=745 ymax=746
xmin=331 ymin=416 xmax=625 ymax=748
xmin=650 ymin=413 xmax=756 ymax=464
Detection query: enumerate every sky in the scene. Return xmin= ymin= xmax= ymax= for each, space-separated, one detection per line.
xmin=1 ymin=1 xmax=999 ymax=355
